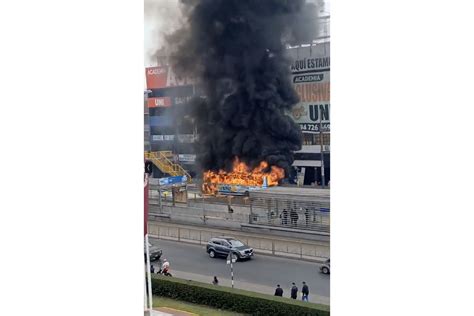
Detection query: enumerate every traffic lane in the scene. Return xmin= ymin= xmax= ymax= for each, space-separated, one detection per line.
xmin=149 ymin=238 xmax=329 ymax=298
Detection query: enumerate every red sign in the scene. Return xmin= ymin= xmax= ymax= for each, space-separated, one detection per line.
xmin=145 ymin=66 xmax=195 ymax=89
xmin=146 ymin=66 xmax=168 ymax=89
xmin=147 ymin=97 xmax=171 ymax=108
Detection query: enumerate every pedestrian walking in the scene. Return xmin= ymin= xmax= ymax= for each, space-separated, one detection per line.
xmin=290 ymin=282 xmax=298 ymax=299
xmin=274 ymin=284 xmax=283 ymax=297
xmin=150 ymin=264 xmax=155 ymax=274
xmin=290 ymin=208 xmax=299 ymax=227
xmin=302 ymin=281 xmax=309 ymax=302
xmin=304 ymin=208 xmax=310 ymax=226
xmin=212 ymin=276 xmax=219 ymax=285
xmin=280 ymin=209 xmax=289 ymax=226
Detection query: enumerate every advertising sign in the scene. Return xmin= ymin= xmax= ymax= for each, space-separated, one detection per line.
xmin=158 ymin=175 xmax=188 ymax=186
xmin=145 ymin=66 xmax=168 ymax=89
xmin=147 ymin=97 xmax=171 ymax=108
xmin=291 ymin=103 xmax=330 ymax=133
xmin=151 ymin=135 xmax=174 ymax=141
xmin=287 ymin=43 xmax=330 ymax=134
xmin=178 ymin=154 xmax=196 ymax=162
xmin=145 ymin=66 xmax=195 ymax=89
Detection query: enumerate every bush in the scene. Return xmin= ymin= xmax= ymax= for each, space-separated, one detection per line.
xmin=151 ymin=275 xmax=330 ymax=316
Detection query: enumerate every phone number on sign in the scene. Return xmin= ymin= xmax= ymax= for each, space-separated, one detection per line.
xmin=299 ymin=123 xmax=330 ymax=132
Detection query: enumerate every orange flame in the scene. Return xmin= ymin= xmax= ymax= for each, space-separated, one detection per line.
xmin=202 ymin=157 xmax=285 ymax=194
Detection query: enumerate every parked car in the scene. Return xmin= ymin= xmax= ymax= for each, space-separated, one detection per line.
xmin=206 ymin=237 xmax=254 ymax=260
xmin=319 ymin=258 xmax=330 ymax=274
xmin=144 ymin=242 xmax=163 ymax=262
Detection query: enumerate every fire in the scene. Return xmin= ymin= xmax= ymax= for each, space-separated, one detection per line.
xmin=202 ymin=157 xmax=285 ymax=194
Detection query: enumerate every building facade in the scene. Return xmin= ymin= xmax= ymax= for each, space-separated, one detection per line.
xmin=145 ymin=17 xmax=330 ymax=185
xmin=144 ymin=60 xmax=201 ymax=178
xmin=287 ymin=41 xmax=330 ymax=186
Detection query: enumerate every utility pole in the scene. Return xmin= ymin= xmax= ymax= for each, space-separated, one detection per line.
xmin=227 ymin=252 xmax=237 ymax=288
xmin=319 ymin=109 xmax=326 ymax=188
xmin=144 ymin=173 xmax=153 ymax=314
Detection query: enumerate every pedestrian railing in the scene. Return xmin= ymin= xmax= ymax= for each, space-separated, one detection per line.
xmin=147 ymin=186 xmax=330 ymax=233
xmin=249 ymin=197 xmax=330 ymax=233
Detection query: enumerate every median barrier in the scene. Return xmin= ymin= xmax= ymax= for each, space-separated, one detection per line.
xmin=148 ymin=221 xmax=329 ymax=261
xmin=151 ymin=274 xmax=330 ymax=316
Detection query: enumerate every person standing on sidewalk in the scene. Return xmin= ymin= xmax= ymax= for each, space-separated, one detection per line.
xmin=150 ymin=264 xmax=155 ymax=274
xmin=290 ymin=282 xmax=298 ymax=299
xmin=302 ymin=282 xmax=309 ymax=301
xmin=290 ymin=208 xmax=299 ymax=227
xmin=274 ymin=284 xmax=283 ymax=297
xmin=304 ymin=208 xmax=310 ymax=226
xmin=212 ymin=276 xmax=219 ymax=285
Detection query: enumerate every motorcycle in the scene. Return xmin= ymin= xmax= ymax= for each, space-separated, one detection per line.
xmin=156 ymin=259 xmax=172 ymax=277
xmin=157 ymin=267 xmax=172 ymax=277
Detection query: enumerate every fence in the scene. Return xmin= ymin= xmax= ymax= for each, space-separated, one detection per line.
xmin=148 ymin=185 xmax=330 ymax=233
xmin=249 ymin=197 xmax=330 ymax=233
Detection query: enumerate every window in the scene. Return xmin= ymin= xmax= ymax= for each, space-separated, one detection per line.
xmin=149 ymin=107 xmax=170 ymax=116
xmin=229 ymin=240 xmax=244 ymax=247
xmin=303 ymin=133 xmax=330 ymax=146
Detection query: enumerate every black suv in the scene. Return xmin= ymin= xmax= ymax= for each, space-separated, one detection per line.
xmin=144 ymin=242 xmax=163 ymax=262
xmin=206 ymin=237 xmax=254 ymax=260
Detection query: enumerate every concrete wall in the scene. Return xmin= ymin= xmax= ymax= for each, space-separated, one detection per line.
xmin=148 ymin=221 xmax=330 ymax=262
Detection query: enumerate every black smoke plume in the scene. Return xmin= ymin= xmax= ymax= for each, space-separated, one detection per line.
xmin=167 ymin=0 xmax=319 ymax=174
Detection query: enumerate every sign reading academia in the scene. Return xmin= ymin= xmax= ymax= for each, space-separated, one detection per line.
xmin=145 ymin=66 xmax=195 ymax=89
xmin=287 ymin=42 xmax=330 ymax=134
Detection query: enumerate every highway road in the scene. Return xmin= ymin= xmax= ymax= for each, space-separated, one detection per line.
xmin=149 ymin=238 xmax=330 ymax=305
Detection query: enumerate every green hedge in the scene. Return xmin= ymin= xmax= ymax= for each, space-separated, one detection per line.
xmin=151 ymin=275 xmax=330 ymax=316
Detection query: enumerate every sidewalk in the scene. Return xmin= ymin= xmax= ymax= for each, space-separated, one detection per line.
xmin=171 ymin=269 xmax=330 ymax=306
xmin=145 ymin=308 xmax=197 ymax=316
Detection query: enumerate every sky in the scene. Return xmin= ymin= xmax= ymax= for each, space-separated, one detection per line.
xmin=144 ymin=0 xmax=330 ymax=67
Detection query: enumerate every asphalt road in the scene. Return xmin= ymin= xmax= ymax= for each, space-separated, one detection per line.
xmin=149 ymin=238 xmax=330 ymax=304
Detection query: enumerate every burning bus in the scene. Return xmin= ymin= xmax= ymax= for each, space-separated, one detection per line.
xmin=202 ymin=158 xmax=285 ymax=196
xmin=216 ymin=177 xmax=269 ymax=196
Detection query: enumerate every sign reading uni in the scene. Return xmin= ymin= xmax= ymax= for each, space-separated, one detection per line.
xmin=287 ymin=42 xmax=330 ymax=134
xmin=291 ymin=103 xmax=330 ymax=133
xmin=147 ymin=97 xmax=171 ymax=108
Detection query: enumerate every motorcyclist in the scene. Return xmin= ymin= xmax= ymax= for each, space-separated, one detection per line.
xmin=161 ymin=258 xmax=170 ymax=274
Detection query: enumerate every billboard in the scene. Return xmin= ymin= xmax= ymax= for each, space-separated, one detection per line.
xmin=147 ymin=97 xmax=171 ymax=108
xmin=145 ymin=66 xmax=195 ymax=89
xmin=178 ymin=154 xmax=196 ymax=163
xmin=290 ymin=103 xmax=330 ymax=133
xmin=151 ymin=135 xmax=175 ymax=141
xmin=287 ymin=43 xmax=330 ymax=134
xmin=158 ymin=175 xmax=188 ymax=186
